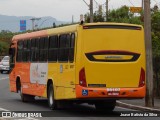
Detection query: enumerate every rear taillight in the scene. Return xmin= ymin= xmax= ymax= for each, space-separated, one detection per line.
xmin=139 ymin=68 xmax=145 ymax=87
xmin=79 ymin=67 xmax=87 ymax=87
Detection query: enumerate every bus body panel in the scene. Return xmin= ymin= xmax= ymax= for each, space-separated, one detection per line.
xmin=9 ymin=30 xmax=48 ymax=96
xmin=75 ymin=24 xmax=145 ymax=99
xmin=77 ymin=26 xmax=145 ymax=88
xmin=75 ymin=85 xmax=146 ymax=98
xmin=47 ymin=26 xmax=78 ymax=99
xmin=47 ymin=63 xmax=76 ymax=99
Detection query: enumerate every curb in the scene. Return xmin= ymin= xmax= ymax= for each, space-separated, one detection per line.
xmin=116 ymin=101 xmax=160 ymax=113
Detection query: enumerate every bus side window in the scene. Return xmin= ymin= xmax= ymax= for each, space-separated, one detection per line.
xmin=39 ymin=37 xmax=45 ymax=62
xmin=23 ymin=40 xmax=27 ymax=62
xmin=35 ymin=38 xmax=39 ymax=61
xmin=27 ymin=39 xmax=31 ymax=62
xmin=58 ymin=34 xmax=70 ymax=62
xmin=44 ymin=37 xmax=49 ymax=61
xmin=17 ymin=40 xmax=23 ymax=62
xmin=31 ymin=39 xmax=36 ymax=62
xmin=48 ymin=35 xmax=58 ymax=62
xmin=69 ymin=33 xmax=75 ymax=63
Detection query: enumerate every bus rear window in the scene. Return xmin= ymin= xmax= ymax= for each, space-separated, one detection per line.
xmin=83 ymin=25 xmax=142 ymax=30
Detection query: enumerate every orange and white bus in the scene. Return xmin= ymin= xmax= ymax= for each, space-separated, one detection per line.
xmin=9 ymin=23 xmax=146 ymax=111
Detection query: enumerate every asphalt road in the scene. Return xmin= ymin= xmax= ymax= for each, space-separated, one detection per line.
xmin=0 ymin=73 xmax=159 ymax=120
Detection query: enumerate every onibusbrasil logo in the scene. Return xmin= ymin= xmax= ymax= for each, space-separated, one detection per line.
xmin=1 ymin=112 xmax=42 ymax=118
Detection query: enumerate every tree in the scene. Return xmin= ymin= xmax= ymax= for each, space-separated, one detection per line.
xmin=108 ymin=5 xmax=130 ymax=22
xmin=0 ymin=30 xmax=14 ymax=56
xmin=151 ymin=5 xmax=160 ymax=97
xmin=85 ymin=5 xmax=105 ymax=23
xmin=0 ymin=41 xmax=9 ymax=56
xmin=108 ymin=5 xmax=143 ymax=24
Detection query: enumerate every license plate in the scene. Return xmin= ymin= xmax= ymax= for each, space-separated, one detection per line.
xmin=107 ymin=88 xmax=120 ymax=96
xmin=108 ymin=92 xmax=120 ymax=96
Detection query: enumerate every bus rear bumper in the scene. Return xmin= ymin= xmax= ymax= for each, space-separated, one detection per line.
xmin=76 ymin=85 xmax=146 ymax=99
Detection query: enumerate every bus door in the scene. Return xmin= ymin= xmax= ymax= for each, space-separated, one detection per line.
xmin=9 ymin=46 xmax=16 ymax=72
xmin=9 ymin=43 xmax=16 ymax=92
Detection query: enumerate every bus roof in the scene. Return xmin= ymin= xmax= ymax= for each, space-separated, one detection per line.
xmin=12 ymin=24 xmax=79 ymax=42
xmin=12 ymin=22 xmax=142 ymax=42
xmin=12 ymin=29 xmax=48 ymax=42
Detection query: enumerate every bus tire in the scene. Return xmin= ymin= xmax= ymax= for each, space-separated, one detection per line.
xmin=19 ymin=83 xmax=35 ymax=102
xmin=95 ymin=100 xmax=116 ymax=112
xmin=48 ymin=84 xmax=58 ymax=110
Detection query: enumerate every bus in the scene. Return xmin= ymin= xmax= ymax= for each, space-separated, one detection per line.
xmin=9 ymin=23 xmax=146 ymax=111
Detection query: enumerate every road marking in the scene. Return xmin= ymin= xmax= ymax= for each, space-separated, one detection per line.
xmin=116 ymin=106 xmax=137 ymax=111
xmin=117 ymin=101 xmax=160 ymax=112
xmin=0 ymin=77 xmax=9 ymax=81
xmin=0 ymin=107 xmax=9 ymax=111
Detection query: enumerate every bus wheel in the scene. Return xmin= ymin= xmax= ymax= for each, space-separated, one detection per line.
xmin=95 ymin=100 xmax=116 ymax=112
xmin=19 ymin=83 xmax=34 ymax=102
xmin=48 ymin=84 xmax=58 ymax=110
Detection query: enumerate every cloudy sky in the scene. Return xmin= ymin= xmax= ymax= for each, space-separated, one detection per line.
xmin=0 ymin=0 xmax=159 ymax=22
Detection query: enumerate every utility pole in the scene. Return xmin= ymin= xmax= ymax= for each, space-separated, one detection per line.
xmin=30 ymin=18 xmax=41 ymax=30
xmin=142 ymin=0 xmax=144 ymax=9
xmin=144 ymin=0 xmax=154 ymax=107
xmin=72 ymin=15 xmax=74 ymax=24
xmin=142 ymin=0 xmax=144 ymax=10
xmin=99 ymin=5 xmax=102 ymax=15
xmin=106 ymin=0 xmax=108 ymax=21
xmin=82 ymin=0 xmax=93 ymax=22
xmin=30 ymin=18 xmax=35 ymax=30
xmin=90 ymin=0 xmax=93 ymax=23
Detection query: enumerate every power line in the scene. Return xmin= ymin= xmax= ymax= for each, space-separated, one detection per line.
xmin=30 ymin=17 xmax=41 ymax=30
xmin=93 ymin=0 xmax=99 ymax=6
xmin=93 ymin=0 xmax=99 ymax=9
xmin=39 ymin=18 xmax=51 ymax=28
xmin=102 ymin=0 xmax=111 ymax=6
xmin=153 ymin=0 xmax=158 ymax=4
xmin=128 ymin=0 xmax=135 ymax=7
xmin=102 ymin=4 xmax=107 ymax=13
xmin=82 ymin=0 xmax=89 ymax=7
xmin=152 ymin=0 xmax=160 ymax=7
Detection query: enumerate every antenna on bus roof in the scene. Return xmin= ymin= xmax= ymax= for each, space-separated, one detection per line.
xmin=80 ymin=14 xmax=84 ymax=25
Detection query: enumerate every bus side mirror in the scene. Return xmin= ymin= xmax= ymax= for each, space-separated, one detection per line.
xmin=9 ymin=48 xmax=15 ymax=56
